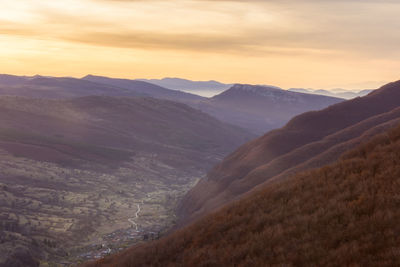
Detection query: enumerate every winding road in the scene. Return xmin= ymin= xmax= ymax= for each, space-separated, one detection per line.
xmin=128 ymin=204 xmax=141 ymax=231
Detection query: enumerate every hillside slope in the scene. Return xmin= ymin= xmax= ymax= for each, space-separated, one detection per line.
xmin=0 ymin=95 xmax=251 ymax=168
xmin=0 ymin=95 xmax=253 ymax=266
xmin=0 ymin=74 xmax=205 ymax=104
xmin=85 ymin=122 xmax=400 ymax=267
xmin=180 ymin=80 xmax=400 ymax=223
xmin=0 ymin=74 xmax=30 ymax=86
xmin=0 ymin=75 xmax=145 ymax=99
xmin=83 ymin=75 xmax=205 ymax=102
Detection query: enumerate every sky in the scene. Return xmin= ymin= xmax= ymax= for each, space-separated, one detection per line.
xmin=0 ymin=0 xmax=399 ymax=89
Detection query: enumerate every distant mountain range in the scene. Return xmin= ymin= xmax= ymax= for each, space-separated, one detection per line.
xmin=194 ymin=84 xmax=343 ymax=134
xmin=83 ymin=75 xmax=205 ymax=102
xmin=0 ymin=73 xmax=372 ymax=100
xmin=137 ymin=76 xmax=372 ymax=100
xmin=0 ymin=74 xmax=32 ymax=86
xmin=136 ymin=77 xmax=232 ymax=97
xmin=0 ymin=74 xmax=343 ymax=135
xmin=83 ymin=77 xmax=343 ymax=134
xmin=289 ymin=87 xmax=373 ymax=99
xmin=0 ymin=74 xmax=143 ymax=98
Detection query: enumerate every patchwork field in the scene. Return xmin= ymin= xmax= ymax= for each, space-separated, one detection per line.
xmin=0 ymin=147 xmax=201 ymax=266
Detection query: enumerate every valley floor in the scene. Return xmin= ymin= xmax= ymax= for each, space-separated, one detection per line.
xmin=0 ymin=148 xmax=201 ymax=266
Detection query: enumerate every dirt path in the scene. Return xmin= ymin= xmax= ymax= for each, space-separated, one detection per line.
xmin=128 ymin=204 xmax=141 ymax=231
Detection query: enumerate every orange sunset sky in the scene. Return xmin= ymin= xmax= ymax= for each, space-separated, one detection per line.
xmin=0 ymin=0 xmax=399 ymax=89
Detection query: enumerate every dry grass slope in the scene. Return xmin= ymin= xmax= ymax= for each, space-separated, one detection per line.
xmin=87 ymin=124 xmax=400 ymax=266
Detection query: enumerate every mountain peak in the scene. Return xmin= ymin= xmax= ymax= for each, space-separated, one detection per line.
xmin=214 ymin=84 xmax=285 ymax=99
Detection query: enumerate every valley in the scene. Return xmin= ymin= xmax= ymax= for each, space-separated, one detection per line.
xmin=0 ymin=95 xmax=252 ymax=266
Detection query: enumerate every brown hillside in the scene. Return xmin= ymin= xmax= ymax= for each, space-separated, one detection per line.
xmin=85 ymin=123 xmax=400 ymax=267
xmin=179 ymin=81 xmax=400 ymax=222
xmin=0 ymin=75 xmax=204 ymax=102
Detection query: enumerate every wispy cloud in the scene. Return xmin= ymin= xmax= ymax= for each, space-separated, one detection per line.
xmin=1 ymin=0 xmax=399 ymax=57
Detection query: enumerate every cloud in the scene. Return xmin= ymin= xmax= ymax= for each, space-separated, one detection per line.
xmin=1 ymin=0 xmax=400 ymax=59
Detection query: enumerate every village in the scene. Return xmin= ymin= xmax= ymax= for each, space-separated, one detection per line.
xmin=74 ymin=224 xmax=163 ymax=263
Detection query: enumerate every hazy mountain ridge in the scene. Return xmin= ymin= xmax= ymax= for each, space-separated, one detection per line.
xmin=83 ymin=75 xmax=205 ymax=102
xmin=0 ymin=74 xmax=343 ymax=135
xmin=0 ymin=75 xmax=144 ymax=99
xmin=194 ymin=84 xmax=343 ymax=134
xmin=0 ymin=74 xmax=30 ymax=86
xmin=136 ymin=77 xmax=232 ymax=96
xmin=137 ymin=76 xmax=371 ymax=100
xmin=289 ymin=87 xmax=373 ymax=99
